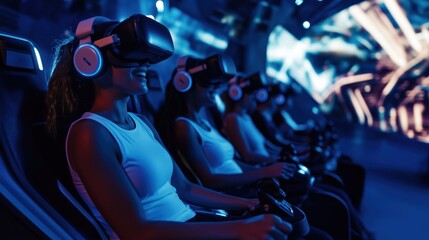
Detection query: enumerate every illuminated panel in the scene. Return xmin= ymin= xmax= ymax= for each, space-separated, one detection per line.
xmin=398 ymin=105 xmax=409 ymax=132
xmin=413 ymin=102 xmax=424 ymax=132
xmin=349 ymin=2 xmax=407 ymax=67
xmin=5 ymin=49 xmax=34 ymax=70
xmin=347 ymin=88 xmax=365 ymax=125
xmin=355 ymin=88 xmax=373 ymax=126
xmin=383 ymin=0 xmax=422 ymax=52
xmin=33 ymin=47 xmax=43 ymax=71
xmin=389 ymin=108 xmax=398 ymax=132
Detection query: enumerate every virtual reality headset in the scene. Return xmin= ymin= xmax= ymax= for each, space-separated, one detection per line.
xmin=237 ymin=72 xmax=269 ymax=92
xmin=106 ymin=14 xmax=174 ymax=67
xmin=267 ymin=82 xmax=286 ymax=96
xmin=189 ymin=54 xmax=237 ymax=86
xmin=173 ymin=54 xmax=236 ymax=92
xmin=276 ymin=82 xmax=298 ymax=97
xmin=266 ymin=82 xmax=299 ymax=106
xmin=75 ymin=14 xmax=174 ymax=70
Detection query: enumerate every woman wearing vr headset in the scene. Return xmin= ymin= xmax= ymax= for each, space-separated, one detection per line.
xmin=251 ymin=82 xmax=315 ymax=147
xmin=157 ymin=54 xmax=337 ymax=240
xmin=268 ymin=82 xmax=319 ymax=138
xmin=250 ymin=81 xmax=336 ymax=178
xmin=222 ymin=73 xmax=373 ymax=240
xmin=222 ymin=73 xmax=299 ymax=166
xmin=157 ymin=55 xmax=298 ymax=197
xmin=46 ymin=14 xmax=293 ymax=240
xmin=270 ymin=84 xmax=367 ymax=211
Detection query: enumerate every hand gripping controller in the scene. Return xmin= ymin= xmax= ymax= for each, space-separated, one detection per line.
xmin=243 ymin=178 xmax=310 ymax=238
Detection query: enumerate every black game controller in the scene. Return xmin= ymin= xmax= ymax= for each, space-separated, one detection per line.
xmin=243 ymin=178 xmax=310 ymax=238
xmin=278 ymin=147 xmax=314 ymax=204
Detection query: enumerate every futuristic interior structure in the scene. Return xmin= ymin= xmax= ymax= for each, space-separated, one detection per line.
xmin=1 ymin=0 xmax=428 ymax=239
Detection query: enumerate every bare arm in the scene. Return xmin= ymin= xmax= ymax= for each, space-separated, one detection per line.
xmin=67 ymin=119 xmax=291 ymax=239
xmin=223 ymin=113 xmax=277 ymax=165
xmin=174 ymin=120 xmax=295 ymax=190
xmin=140 ymin=115 xmax=256 ymax=211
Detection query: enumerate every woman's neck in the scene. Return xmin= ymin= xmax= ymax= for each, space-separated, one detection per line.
xmin=184 ymin=106 xmax=211 ymax=131
xmin=91 ymin=90 xmax=130 ymax=124
xmin=185 ymin=99 xmax=202 ymax=119
xmin=260 ymin=108 xmax=272 ymax=120
xmin=232 ymin=105 xmax=247 ymax=116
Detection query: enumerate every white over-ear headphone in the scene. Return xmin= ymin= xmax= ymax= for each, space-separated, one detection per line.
xmin=255 ymin=88 xmax=269 ymax=103
xmin=73 ymin=17 xmax=119 ymax=78
xmin=173 ymin=56 xmax=207 ymax=92
xmin=173 ymin=56 xmax=192 ymax=92
xmin=274 ymin=94 xmax=286 ymax=106
xmin=228 ymin=76 xmax=243 ymax=101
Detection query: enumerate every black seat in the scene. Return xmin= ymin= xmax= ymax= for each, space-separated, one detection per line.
xmin=0 ymin=33 xmax=106 ymax=239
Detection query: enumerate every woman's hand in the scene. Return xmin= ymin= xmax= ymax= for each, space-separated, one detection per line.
xmin=235 ymin=214 xmax=292 ymax=240
xmin=241 ymin=198 xmax=260 ymax=211
xmin=262 ymin=162 xmax=297 ymax=180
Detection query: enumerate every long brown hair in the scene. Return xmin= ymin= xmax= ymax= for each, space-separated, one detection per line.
xmin=155 ymin=57 xmax=203 ymax=152
xmin=45 ymin=35 xmax=95 ymax=141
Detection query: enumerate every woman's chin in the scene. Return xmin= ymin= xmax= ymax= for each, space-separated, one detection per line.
xmin=130 ymin=85 xmax=148 ymax=95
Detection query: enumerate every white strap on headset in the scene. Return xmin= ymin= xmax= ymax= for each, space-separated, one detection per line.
xmin=177 ymin=56 xmax=188 ymax=71
xmin=229 ymin=76 xmax=249 ymax=88
xmin=75 ymin=17 xmax=96 ymax=44
xmin=188 ymin=64 xmax=207 ymax=74
xmin=240 ymin=81 xmax=250 ymax=88
xmin=229 ymin=76 xmax=237 ymax=84
xmin=94 ymin=35 xmax=120 ymax=48
xmin=177 ymin=56 xmax=207 ymax=74
xmin=75 ymin=17 xmax=120 ymax=47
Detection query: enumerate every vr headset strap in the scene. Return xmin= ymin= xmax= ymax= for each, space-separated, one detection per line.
xmin=76 ymin=17 xmax=120 ymax=48
xmin=75 ymin=17 xmax=96 ymax=44
xmin=188 ymin=64 xmax=207 ymax=74
xmin=94 ymin=35 xmax=120 ymax=48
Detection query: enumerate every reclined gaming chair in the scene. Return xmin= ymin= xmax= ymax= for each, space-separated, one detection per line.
xmin=0 ymin=33 xmax=106 ymax=239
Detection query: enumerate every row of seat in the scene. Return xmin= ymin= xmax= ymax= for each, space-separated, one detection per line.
xmin=0 ymin=32 xmax=362 ymax=239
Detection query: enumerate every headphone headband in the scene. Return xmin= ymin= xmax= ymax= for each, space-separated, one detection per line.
xmin=188 ymin=64 xmax=207 ymax=74
xmin=176 ymin=56 xmax=188 ymax=71
xmin=173 ymin=56 xmax=192 ymax=92
xmin=75 ymin=17 xmax=95 ymax=43
xmin=73 ymin=16 xmax=119 ymax=77
xmin=73 ymin=14 xmax=174 ymax=78
xmin=75 ymin=17 xmax=119 ymax=46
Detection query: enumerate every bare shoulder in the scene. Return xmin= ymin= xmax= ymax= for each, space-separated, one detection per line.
xmin=67 ymin=119 xmax=118 ymax=168
xmin=174 ymin=118 xmax=199 ymax=141
xmin=68 ymin=119 xmax=112 ymax=144
xmin=223 ymin=112 xmax=240 ymax=127
xmin=174 ymin=118 xmax=193 ymax=130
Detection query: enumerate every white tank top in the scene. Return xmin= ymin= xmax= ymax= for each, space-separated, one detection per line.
xmin=66 ymin=112 xmax=195 ymax=239
xmin=175 ymin=117 xmax=242 ymax=174
xmin=224 ymin=113 xmax=270 ymax=157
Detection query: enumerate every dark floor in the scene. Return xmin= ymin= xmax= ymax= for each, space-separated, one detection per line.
xmin=335 ymin=122 xmax=429 ymax=240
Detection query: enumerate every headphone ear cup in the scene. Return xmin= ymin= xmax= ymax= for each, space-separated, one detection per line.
xmin=275 ymin=94 xmax=286 ymax=106
xmin=173 ymin=70 xmax=192 ymax=92
xmin=256 ymin=89 xmax=268 ymax=103
xmin=73 ymin=43 xmax=104 ymax=77
xmin=228 ymin=84 xmax=242 ymax=101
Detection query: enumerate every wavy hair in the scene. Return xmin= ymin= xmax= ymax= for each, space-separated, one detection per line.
xmin=45 ymin=35 xmax=95 ymax=141
xmin=155 ymin=57 xmax=203 ymax=152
